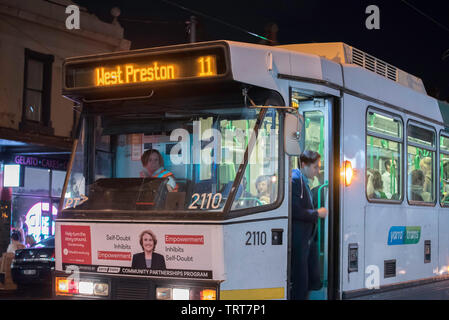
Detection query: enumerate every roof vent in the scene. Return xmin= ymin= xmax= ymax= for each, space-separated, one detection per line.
xmin=351 ymin=48 xmax=397 ymax=82
xmin=277 ymin=42 xmax=426 ymax=94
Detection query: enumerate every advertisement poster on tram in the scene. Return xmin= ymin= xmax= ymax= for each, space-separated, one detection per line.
xmin=56 ymin=223 xmax=225 ymax=281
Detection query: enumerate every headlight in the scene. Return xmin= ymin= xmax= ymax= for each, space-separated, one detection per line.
xmin=200 ymin=289 xmax=217 ymax=300
xmin=55 ymin=277 xmax=109 ymax=297
xmin=79 ymin=281 xmax=94 ymax=295
xmin=156 ymin=287 xmax=172 ymax=300
xmin=93 ymin=282 xmax=109 ymax=296
xmin=156 ymin=287 xmax=216 ymax=300
xmin=172 ymin=288 xmax=190 ymax=300
xmin=55 ymin=277 xmax=78 ymax=295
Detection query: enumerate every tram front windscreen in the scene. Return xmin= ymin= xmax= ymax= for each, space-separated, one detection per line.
xmin=62 ymin=106 xmax=280 ymax=215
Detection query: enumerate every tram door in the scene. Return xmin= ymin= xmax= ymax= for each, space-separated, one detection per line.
xmin=291 ymin=93 xmax=331 ymax=300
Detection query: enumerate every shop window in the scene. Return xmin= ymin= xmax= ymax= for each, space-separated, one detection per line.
xmin=16 ymin=167 xmax=50 ymax=195
xmin=407 ymin=123 xmax=436 ymax=205
xmin=366 ymin=109 xmax=403 ymax=201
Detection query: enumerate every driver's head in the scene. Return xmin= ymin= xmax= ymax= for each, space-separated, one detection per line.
xmin=141 ymin=149 xmax=164 ymax=173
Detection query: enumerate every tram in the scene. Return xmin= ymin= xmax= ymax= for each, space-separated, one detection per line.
xmin=53 ymin=40 xmax=449 ymax=299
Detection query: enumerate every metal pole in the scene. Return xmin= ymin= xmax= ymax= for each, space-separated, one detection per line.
xmin=189 ymin=16 xmax=197 ymax=43
xmin=58 ymin=111 xmax=84 ymax=213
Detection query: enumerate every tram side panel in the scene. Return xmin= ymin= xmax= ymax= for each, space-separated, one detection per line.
xmin=220 ymin=205 xmax=289 ymax=300
xmin=343 ymin=94 xmax=444 ymax=297
xmin=438 ymin=207 xmax=449 ymax=276
xmin=365 ymin=205 xmax=438 ymax=284
xmin=341 ymin=94 xmax=367 ymax=293
xmin=365 ymin=110 xmax=440 ymax=289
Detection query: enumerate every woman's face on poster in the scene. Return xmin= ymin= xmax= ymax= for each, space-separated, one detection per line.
xmin=142 ymin=233 xmax=155 ymax=253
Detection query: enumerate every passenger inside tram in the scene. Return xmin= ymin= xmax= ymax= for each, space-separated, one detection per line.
xmin=419 ymin=157 xmax=432 ymax=195
xmin=441 ymin=162 xmax=449 ymax=204
xmin=381 ymin=159 xmax=398 ymax=198
xmin=255 ymin=175 xmax=271 ymax=205
xmin=367 ymin=170 xmax=387 ymax=200
xmin=409 ymin=169 xmax=430 ymax=202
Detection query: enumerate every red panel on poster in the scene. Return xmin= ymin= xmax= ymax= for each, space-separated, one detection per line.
xmin=98 ymin=251 xmax=132 ymax=261
xmin=60 ymin=225 xmax=92 ymax=265
xmin=165 ymin=235 xmax=204 ymax=245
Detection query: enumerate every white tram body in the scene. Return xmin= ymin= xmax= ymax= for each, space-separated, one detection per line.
xmin=228 ymin=40 xmax=448 ymax=299
xmin=55 ymin=40 xmax=449 ymax=300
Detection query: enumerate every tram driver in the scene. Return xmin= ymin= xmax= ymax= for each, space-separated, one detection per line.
xmin=140 ymin=149 xmax=178 ymax=192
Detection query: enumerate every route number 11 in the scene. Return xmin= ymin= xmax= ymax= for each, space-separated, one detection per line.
xmin=197 ymin=56 xmax=216 ymax=76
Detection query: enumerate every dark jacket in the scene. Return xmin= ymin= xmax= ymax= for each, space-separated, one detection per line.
xmin=292 ymin=169 xmax=318 ymax=228
xmin=131 ymin=252 xmax=166 ymax=270
xmin=291 ymin=168 xmax=321 ymax=299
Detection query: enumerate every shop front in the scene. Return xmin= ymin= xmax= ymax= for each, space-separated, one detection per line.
xmin=1 ymin=142 xmax=69 ymax=251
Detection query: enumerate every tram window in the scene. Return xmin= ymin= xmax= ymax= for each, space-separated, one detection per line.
xmin=367 ymin=111 xmax=402 ymax=139
xmin=95 ymin=151 xmax=112 ymax=180
xmin=408 ymin=125 xmax=435 ymax=148
xmin=230 ymin=110 xmax=279 ymax=210
xmin=303 ymin=110 xmax=326 ymax=192
xmin=62 ymin=107 xmax=282 ymax=214
xmin=290 ymin=104 xmax=328 ymax=211
xmin=407 ymin=124 xmax=436 ymax=205
xmin=366 ymin=110 xmax=403 ymax=202
xmin=440 ymin=135 xmax=449 ymax=206
xmin=441 ymin=134 xmax=449 ymax=153
xmin=366 ymin=136 xmax=402 ymax=201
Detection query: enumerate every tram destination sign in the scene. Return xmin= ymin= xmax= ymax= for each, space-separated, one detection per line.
xmin=64 ymin=46 xmax=228 ymax=90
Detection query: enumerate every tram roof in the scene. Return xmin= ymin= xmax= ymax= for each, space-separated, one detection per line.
xmin=225 ymin=40 xmax=445 ymax=126
xmin=63 ymin=40 xmax=447 ymax=127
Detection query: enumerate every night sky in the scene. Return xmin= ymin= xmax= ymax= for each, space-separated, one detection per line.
xmin=73 ymin=0 xmax=449 ymax=100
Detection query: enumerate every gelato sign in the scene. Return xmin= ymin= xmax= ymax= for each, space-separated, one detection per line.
xmin=14 ymin=155 xmax=68 ymax=170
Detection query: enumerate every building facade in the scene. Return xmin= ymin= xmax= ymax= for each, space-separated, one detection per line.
xmin=0 ymin=0 xmax=131 ymax=252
